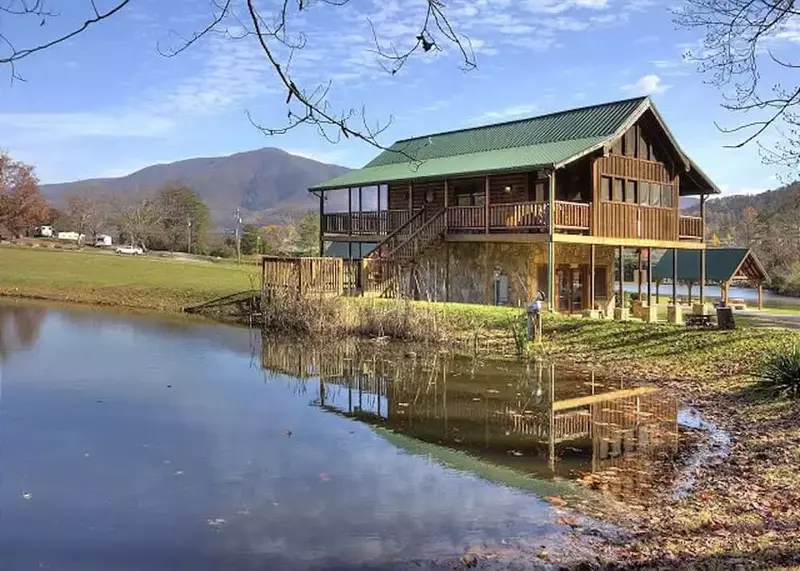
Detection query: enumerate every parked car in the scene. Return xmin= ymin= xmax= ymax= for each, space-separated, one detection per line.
xmin=115 ymin=246 xmax=144 ymax=255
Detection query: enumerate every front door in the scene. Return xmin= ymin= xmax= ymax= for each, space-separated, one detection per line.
xmin=557 ymin=266 xmax=585 ymax=313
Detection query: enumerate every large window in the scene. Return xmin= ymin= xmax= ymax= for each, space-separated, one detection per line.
xmin=613 ymin=179 xmax=624 ymax=202
xmin=601 ymin=177 xmax=612 ymax=201
xmin=624 ymin=180 xmax=637 ymax=204
xmin=639 ymin=182 xmax=650 ymax=205
xmin=602 ymin=177 xmax=677 ymax=209
xmin=661 ymin=184 xmax=674 ymax=207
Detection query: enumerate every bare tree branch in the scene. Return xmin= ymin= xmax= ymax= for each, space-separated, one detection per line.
xmin=1 ymin=0 xmax=474 ymax=163
xmin=675 ymin=0 xmax=800 ymax=170
xmin=0 ymin=0 xmax=132 ymax=66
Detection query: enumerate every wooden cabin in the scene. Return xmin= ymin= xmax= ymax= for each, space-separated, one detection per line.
xmin=308 ymin=96 xmax=720 ymax=315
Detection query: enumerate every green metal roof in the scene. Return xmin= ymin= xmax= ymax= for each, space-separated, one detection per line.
xmin=310 ymin=95 xmax=719 ymax=194
xmin=368 ymin=97 xmax=645 ymax=167
xmin=311 ymin=97 xmax=647 ymax=191
xmin=312 ymin=136 xmax=607 ymax=190
xmin=652 ymin=248 xmax=767 ymax=283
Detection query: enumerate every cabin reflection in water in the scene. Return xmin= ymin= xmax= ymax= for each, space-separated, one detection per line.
xmin=262 ymin=342 xmax=679 ymax=498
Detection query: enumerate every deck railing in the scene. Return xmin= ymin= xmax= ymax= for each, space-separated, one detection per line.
xmin=553 ymin=201 xmax=591 ymax=230
xmin=489 ymin=202 xmax=548 ymax=229
xmin=447 ymin=205 xmax=485 ymax=230
xmin=261 ymin=256 xmax=344 ymax=295
xmin=679 ymin=215 xmax=704 ymax=240
xmin=324 ymin=201 xmax=594 ymax=235
xmin=322 ymin=210 xmax=411 ymax=235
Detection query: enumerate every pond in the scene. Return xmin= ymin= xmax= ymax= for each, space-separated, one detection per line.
xmin=0 ymin=301 xmax=683 ymax=570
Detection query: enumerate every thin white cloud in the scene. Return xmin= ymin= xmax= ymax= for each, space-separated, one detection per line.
xmin=621 ymin=74 xmax=670 ymax=95
xmin=470 ymin=104 xmax=540 ymax=124
xmin=0 ymin=31 xmax=276 ymax=143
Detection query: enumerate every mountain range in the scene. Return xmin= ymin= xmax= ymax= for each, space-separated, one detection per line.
xmin=41 ymin=147 xmax=351 ymax=226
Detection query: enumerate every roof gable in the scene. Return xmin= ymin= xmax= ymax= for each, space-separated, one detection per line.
xmin=652 ymin=248 xmax=767 ymax=283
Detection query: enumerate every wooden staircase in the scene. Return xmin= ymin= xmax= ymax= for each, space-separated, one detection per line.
xmin=363 ymin=207 xmax=448 ymax=297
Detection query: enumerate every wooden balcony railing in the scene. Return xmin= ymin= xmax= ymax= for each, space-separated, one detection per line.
xmin=679 ymin=215 xmax=704 ymax=240
xmin=490 ymin=202 xmax=547 ymax=229
xmin=553 ymin=201 xmax=591 ymax=230
xmin=447 ymin=205 xmax=485 ymax=230
xmin=322 ymin=210 xmax=410 ymax=235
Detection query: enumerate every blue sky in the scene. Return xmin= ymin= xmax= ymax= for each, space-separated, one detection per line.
xmin=0 ymin=0 xmax=797 ymax=194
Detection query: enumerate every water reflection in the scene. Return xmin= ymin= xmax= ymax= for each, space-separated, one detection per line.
xmin=263 ymin=341 xmax=680 ymax=499
xmin=0 ymin=303 xmax=46 ymax=361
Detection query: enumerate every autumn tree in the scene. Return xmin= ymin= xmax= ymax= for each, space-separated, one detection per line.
xmin=675 ymin=1 xmax=800 ymax=171
xmin=0 ymin=2 xmax=472 ymax=156
xmin=0 ymin=151 xmax=50 ymax=238
xmin=157 ymin=183 xmax=211 ymax=252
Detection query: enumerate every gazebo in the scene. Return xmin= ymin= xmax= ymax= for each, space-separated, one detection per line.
xmin=652 ymin=248 xmax=768 ymax=309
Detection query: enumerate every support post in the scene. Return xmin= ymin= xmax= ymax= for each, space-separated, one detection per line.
xmin=700 ymin=247 xmax=706 ymax=306
xmin=547 ymin=171 xmax=556 ymax=312
xmin=646 ymin=247 xmax=652 ymax=308
xmin=672 ymin=248 xmax=678 ymax=306
xmin=408 ymin=182 xmax=413 ymax=213
xmin=443 ymin=179 xmax=449 ymax=228
xmin=589 ymin=243 xmax=596 ymax=311
xmin=637 ymin=248 xmax=643 ymax=301
xmin=758 ymin=282 xmax=764 ymax=310
xmin=484 ymin=175 xmax=490 ymax=234
xmin=348 ymin=187 xmax=353 ymax=237
xmin=318 ymin=192 xmax=324 ymax=256
xmin=445 ymin=241 xmax=450 ymax=302
xmin=618 ymin=245 xmax=624 ymax=309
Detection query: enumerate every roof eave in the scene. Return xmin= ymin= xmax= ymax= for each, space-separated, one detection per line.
xmin=308 ymin=162 xmax=557 ymax=192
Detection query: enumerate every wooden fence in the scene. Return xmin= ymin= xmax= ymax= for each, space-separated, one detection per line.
xmin=261 ymin=256 xmax=344 ymax=296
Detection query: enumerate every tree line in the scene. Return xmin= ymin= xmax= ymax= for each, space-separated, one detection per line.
xmin=701 ymin=182 xmax=800 ymax=295
xmin=0 ymin=151 xmax=319 ymax=258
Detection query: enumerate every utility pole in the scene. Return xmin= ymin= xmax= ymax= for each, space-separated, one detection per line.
xmin=234 ymin=208 xmax=242 ymax=264
xmin=186 ymin=218 xmax=192 ymax=254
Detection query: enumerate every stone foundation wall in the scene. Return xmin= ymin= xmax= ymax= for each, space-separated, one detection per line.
xmin=412 ymin=240 xmax=616 ymax=310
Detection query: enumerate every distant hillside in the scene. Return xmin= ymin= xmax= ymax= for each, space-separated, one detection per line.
xmin=685 ymin=181 xmax=800 ymax=294
xmin=41 ymin=147 xmax=351 ymax=226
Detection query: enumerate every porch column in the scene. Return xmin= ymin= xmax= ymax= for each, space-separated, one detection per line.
xmin=618 ymin=246 xmax=624 ymax=309
xmin=484 ymin=175 xmax=490 ymax=234
xmin=672 ymin=248 xmax=678 ymax=305
xmin=547 ymin=171 xmax=556 ymax=311
xmin=408 ymin=182 xmax=413 ymax=213
xmin=758 ymin=282 xmax=764 ymax=310
xmin=637 ymin=249 xmax=643 ymax=300
xmin=589 ymin=244 xmax=596 ymax=311
xmin=700 ymin=248 xmax=706 ymax=306
xmin=318 ymin=192 xmax=324 ymax=256
xmin=348 ymin=186 xmax=353 ymax=237
xmin=646 ymin=247 xmax=653 ymax=308
xmin=444 ymin=180 xmax=449 ymax=228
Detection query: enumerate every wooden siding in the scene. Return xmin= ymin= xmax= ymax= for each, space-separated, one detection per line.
xmin=597 ymin=155 xmax=672 ymax=184
xmin=596 ymin=202 xmax=678 ymax=241
xmin=488 ymin=172 xmax=528 ymax=203
xmin=387 ymin=181 xmax=410 ymax=211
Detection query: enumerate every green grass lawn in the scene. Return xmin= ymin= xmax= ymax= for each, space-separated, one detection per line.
xmin=0 ymin=246 xmax=257 ymax=311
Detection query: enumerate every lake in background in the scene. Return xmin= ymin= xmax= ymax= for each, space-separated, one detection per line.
xmin=0 ymin=301 xmax=682 ymax=570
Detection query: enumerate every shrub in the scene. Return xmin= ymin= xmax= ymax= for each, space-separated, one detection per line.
xmin=758 ymin=345 xmax=800 ymax=399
